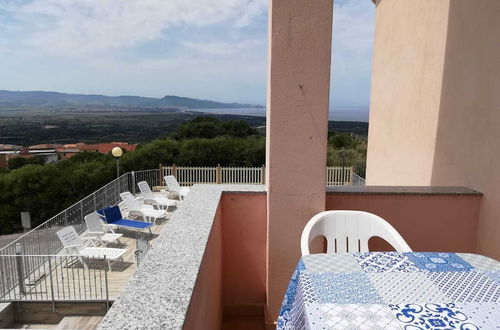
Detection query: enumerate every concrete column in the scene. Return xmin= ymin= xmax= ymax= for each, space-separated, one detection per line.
xmin=266 ymin=0 xmax=333 ymax=323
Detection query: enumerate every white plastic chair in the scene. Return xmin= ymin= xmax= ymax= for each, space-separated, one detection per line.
xmin=84 ymin=212 xmax=123 ymax=246
xmin=137 ymin=181 xmax=177 ymax=210
xmin=57 ymin=226 xmax=127 ymax=271
xmin=164 ymin=175 xmax=190 ymax=200
xmin=300 ymin=210 xmax=412 ymax=255
xmin=119 ymin=191 xmax=167 ymax=223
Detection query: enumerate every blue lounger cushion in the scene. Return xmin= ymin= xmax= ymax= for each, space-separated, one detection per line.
xmin=109 ymin=218 xmax=152 ymax=230
xmin=98 ymin=206 xmax=153 ymax=230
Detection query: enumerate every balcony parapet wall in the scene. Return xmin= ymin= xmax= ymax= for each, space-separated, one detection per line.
xmin=326 ymin=186 xmax=482 ymax=253
xmin=327 ymin=185 xmax=482 ymax=196
xmin=98 ymin=184 xmax=265 ymax=330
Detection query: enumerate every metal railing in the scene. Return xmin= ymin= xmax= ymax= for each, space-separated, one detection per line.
xmin=351 ymin=173 xmax=366 ymax=186
xmin=135 ymin=231 xmax=152 ymax=267
xmin=134 ymin=169 xmax=161 ymax=191
xmin=0 ymin=173 xmax=133 ymax=300
xmin=0 ymin=254 xmax=109 ymax=306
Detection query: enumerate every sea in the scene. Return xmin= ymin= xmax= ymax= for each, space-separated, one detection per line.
xmin=189 ymin=106 xmax=369 ymax=122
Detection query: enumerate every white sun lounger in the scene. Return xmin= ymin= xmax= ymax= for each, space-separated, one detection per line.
xmin=57 ymin=226 xmax=127 ymax=271
xmin=119 ymin=191 xmax=167 ymax=223
xmin=164 ymin=175 xmax=190 ymax=200
xmin=84 ymin=212 xmax=123 ymax=246
xmin=137 ymin=181 xmax=177 ymax=210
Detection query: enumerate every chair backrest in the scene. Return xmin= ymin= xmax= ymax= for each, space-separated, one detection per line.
xmin=120 ymin=191 xmax=141 ymax=211
xmin=102 ymin=206 xmax=123 ymax=224
xmin=137 ymin=181 xmax=154 ymax=198
xmin=84 ymin=212 xmax=104 ymax=233
xmin=164 ymin=175 xmax=181 ymax=192
xmin=300 ymin=210 xmax=412 ymax=255
xmin=57 ymin=226 xmax=83 ymax=250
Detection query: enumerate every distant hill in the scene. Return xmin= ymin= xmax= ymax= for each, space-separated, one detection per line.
xmin=0 ymin=90 xmax=264 ymax=110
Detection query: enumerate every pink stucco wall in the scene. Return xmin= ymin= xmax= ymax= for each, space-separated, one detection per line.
xmin=429 ymin=0 xmax=500 ymax=260
xmin=326 ymin=193 xmax=482 ymax=252
xmin=367 ymin=0 xmax=500 ymax=260
xmin=184 ymin=205 xmax=223 ymax=330
xmin=221 ymin=193 xmax=267 ymax=309
xmin=185 ymin=193 xmax=267 ymax=328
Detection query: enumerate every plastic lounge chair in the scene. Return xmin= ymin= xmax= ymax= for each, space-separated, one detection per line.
xmin=84 ymin=212 xmax=123 ymax=246
xmin=97 ymin=206 xmax=154 ymax=234
xmin=57 ymin=226 xmax=127 ymax=271
xmin=137 ymin=181 xmax=177 ymax=210
xmin=300 ymin=210 xmax=412 ymax=255
xmin=119 ymin=191 xmax=167 ymax=223
xmin=164 ymin=175 xmax=190 ymax=200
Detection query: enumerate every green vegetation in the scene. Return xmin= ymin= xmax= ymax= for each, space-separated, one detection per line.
xmin=0 ymin=117 xmax=264 ymax=234
xmin=0 ymin=116 xmax=365 ymax=235
xmin=0 ymin=108 xmax=267 ymax=146
xmin=7 ymin=156 xmax=45 ymax=170
xmin=0 ymin=107 xmax=368 ymax=147
xmin=327 ymin=131 xmax=367 ymax=177
xmin=0 ymin=155 xmax=115 ymax=234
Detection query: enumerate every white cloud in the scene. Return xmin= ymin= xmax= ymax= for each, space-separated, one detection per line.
xmin=183 ymin=39 xmax=264 ymax=56
xmin=3 ymin=0 xmax=267 ymax=55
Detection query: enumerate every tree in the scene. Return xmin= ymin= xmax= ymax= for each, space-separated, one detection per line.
xmin=8 ymin=156 xmax=44 ymax=170
xmin=120 ymin=139 xmax=180 ymax=171
xmin=221 ymin=120 xmax=259 ymax=138
xmin=69 ymin=151 xmax=112 ymax=163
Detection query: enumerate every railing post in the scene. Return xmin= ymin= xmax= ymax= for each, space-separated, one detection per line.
xmin=15 ymin=243 xmax=25 ymax=297
xmin=158 ymin=163 xmax=163 ymax=187
xmin=172 ymin=163 xmax=177 ymax=179
xmin=216 ymin=164 xmax=221 ymax=184
xmin=260 ymin=165 xmax=266 ymax=184
xmin=80 ymin=202 xmax=84 ymax=227
xmin=131 ymin=171 xmax=136 ymax=195
xmin=104 ymin=256 xmax=109 ymax=311
xmin=349 ymin=166 xmax=354 ymax=186
xmin=48 ymin=256 xmax=56 ymax=311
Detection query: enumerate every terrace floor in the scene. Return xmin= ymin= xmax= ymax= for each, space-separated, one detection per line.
xmin=6 ymin=220 xmax=166 ymax=302
xmin=2 ymin=191 xmax=176 ymax=305
xmin=12 ymin=316 xmax=103 ymax=329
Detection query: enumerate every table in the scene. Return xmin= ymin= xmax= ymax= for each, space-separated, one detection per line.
xmin=277 ymin=252 xmax=500 ymax=329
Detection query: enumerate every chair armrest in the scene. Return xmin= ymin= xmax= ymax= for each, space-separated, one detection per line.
xmin=143 ymin=198 xmax=159 ymax=206
xmin=81 ymin=237 xmax=98 ymax=247
xmin=141 ymin=204 xmax=155 ymax=210
xmin=60 ymin=246 xmax=83 ymax=256
xmin=129 ymin=210 xmax=145 ymax=218
xmin=85 ymin=231 xmax=104 ymax=235
xmin=101 ymin=223 xmax=117 ymax=233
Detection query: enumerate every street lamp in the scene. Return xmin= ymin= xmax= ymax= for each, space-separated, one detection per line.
xmin=112 ymin=147 xmax=123 ymax=178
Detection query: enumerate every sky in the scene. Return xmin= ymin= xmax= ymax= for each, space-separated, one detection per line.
xmin=0 ymin=0 xmax=375 ymax=108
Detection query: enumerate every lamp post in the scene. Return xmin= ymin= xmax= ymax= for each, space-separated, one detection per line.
xmin=112 ymin=147 xmax=123 ymax=178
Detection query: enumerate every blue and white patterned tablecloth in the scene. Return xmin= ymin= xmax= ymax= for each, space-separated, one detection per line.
xmin=277 ymin=252 xmax=500 ymax=329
